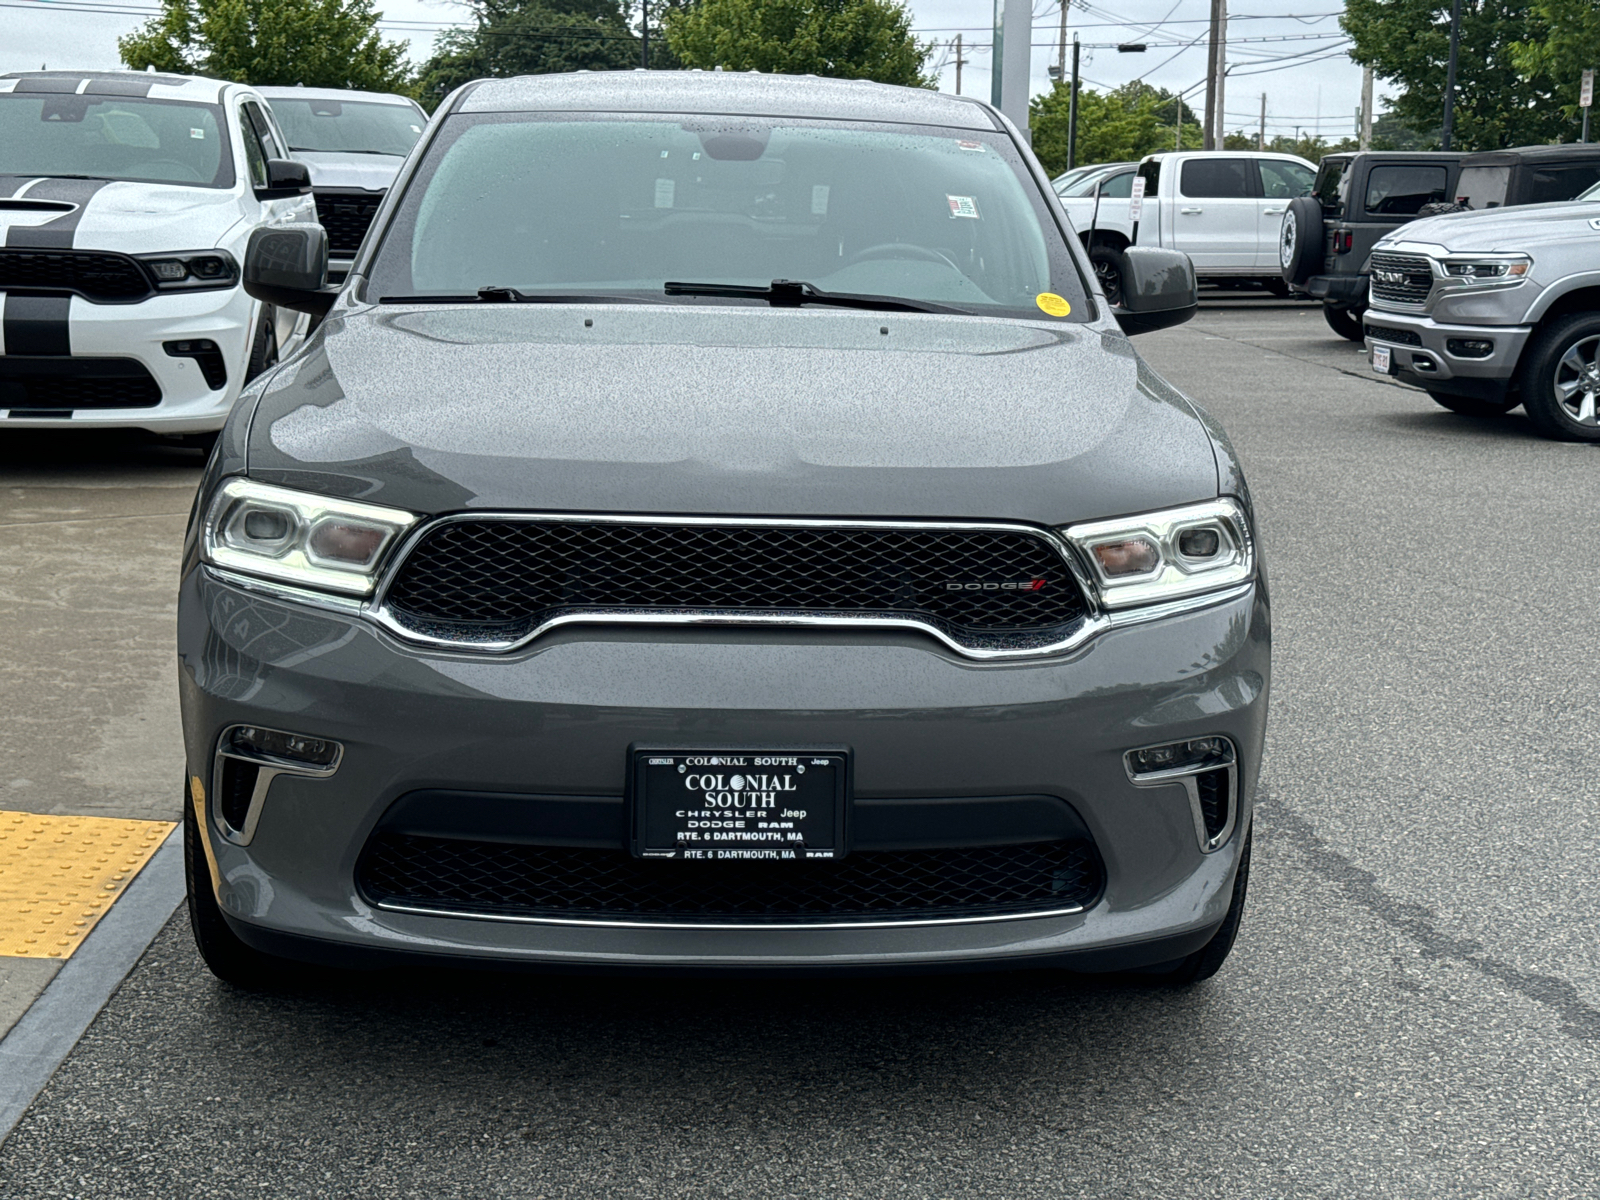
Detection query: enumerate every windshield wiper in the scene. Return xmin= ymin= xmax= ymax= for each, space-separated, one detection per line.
xmin=664 ymin=279 xmax=959 ymax=314
xmin=288 ymin=147 xmax=401 ymax=156
xmin=377 ymin=287 xmax=666 ymax=305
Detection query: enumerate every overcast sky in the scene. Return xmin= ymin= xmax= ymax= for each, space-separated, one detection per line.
xmin=2 ymin=0 xmax=1365 ymax=142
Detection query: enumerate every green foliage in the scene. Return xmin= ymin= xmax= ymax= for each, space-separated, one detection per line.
xmin=1029 ymin=82 xmax=1201 ymax=176
xmin=663 ymin=0 xmax=933 ymax=87
xmin=1511 ymin=0 xmax=1600 ymax=119
xmin=1220 ymin=130 xmax=1359 ymax=162
xmin=119 ymin=0 xmax=414 ymax=92
xmin=1342 ymin=0 xmax=1571 ymax=150
xmin=417 ymin=0 xmax=638 ymax=110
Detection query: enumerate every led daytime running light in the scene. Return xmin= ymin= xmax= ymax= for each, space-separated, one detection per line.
xmin=1062 ymin=497 xmax=1254 ymax=611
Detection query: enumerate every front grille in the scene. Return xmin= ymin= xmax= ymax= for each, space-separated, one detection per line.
xmin=358 ymin=834 xmax=1102 ymax=924
xmin=1369 ymin=253 xmax=1434 ymax=307
xmin=0 ymin=358 xmax=161 ymax=409
xmin=1363 ymin=322 xmax=1423 ymax=346
xmin=383 ymin=519 xmax=1089 ymax=649
xmin=313 ymin=189 xmax=384 ymax=255
xmin=0 ymin=248 xmax=153 ymax=302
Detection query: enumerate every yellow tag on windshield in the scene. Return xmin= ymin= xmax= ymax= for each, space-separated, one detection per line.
xmin=1035 ymin=292 xmax=1071 ymax=317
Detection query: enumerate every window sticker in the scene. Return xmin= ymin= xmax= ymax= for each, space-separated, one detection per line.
xmin=957 ymin=140 xmax=985 ymax=152
xmin=654 ymin=178 xmax=675 ymax=209
xmin=190 ymin=128 xmax=205 ymax=139
xmin=1035 ymin=292 xmax=1071 ymax=317
xmin=947 ymin=194 xmax=980 ymax=219
xmin=812 ymin=184 xmax=830 ymax=215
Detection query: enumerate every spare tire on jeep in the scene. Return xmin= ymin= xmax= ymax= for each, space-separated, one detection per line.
xmin=1417 ymin=200 xmax=1470 ymax=217
xmin=1279 ymin=197 xmax=1323 ymax=287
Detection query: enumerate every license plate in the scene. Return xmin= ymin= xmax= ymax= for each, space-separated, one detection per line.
xmin=630 ymin=748 xmax=849 ymax=861
xmin=1372 ymin=344 xmax=1392 ymax=373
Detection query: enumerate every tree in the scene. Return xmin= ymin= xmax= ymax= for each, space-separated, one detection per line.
xmin=664 ymin=0 xmax=932 ymax=87
xmin=1341 ymin=0 xmax=1569 ymax=150
xmin=1511 ymin=0 xmax=1600 ymax=121
xmin=1030 ymin=82 xmax=1202 ymax=176
xmin=119 ymin=0 xmax=413 ymax=92
xmin=418 ymin=0 xmax=638 ymax=109
xmin=1220 ymin=130 xmax=1359 ymax=162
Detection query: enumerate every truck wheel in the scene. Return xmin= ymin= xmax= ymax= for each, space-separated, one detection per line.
xmin=1323 ymin=304 xmax=1364 ymax=341
xmin=1143 ymin=828 xmax=1252 ymax=986
xmin=1089 ymin=245 xmax=1128 ymax=307
xmin=1426 ymin=390 xmax=1520 ymax=417
xmin=244 ymin=304 xmax=279 ymax=383
xmin=1518 ymin=313 xmax=1600 ymax=442
xmin=1279 ymin=197 xmax=1323 ymax=287
xmin=1263 ymin=278 xmax=1291 ymax=298
xmin=185 ymin=783 xmax=298 ymax=988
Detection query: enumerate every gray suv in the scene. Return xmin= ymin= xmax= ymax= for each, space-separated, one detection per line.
xmin=178 ymin=73 xmax=1268 ymax=985
xmin=1364 ymin=198 xmax=1600 ymax=440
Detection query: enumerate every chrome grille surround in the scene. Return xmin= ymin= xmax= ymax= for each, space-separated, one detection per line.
xmin=1369 ymin=251 xmax=1436 ymax=310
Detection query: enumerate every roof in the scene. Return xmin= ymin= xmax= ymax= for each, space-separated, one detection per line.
xmin=456 ymin=71 xmax=1000 ymax=131
xmin=1461 ymin=143 xmax=1600 ymax=165
xmin=0 ymin=69 xmax=233 ymax=103
xmin=256 ymin=85 xmax=422 ymax=109
xmin=1321 ymin=151 xmax=1466 ymax=161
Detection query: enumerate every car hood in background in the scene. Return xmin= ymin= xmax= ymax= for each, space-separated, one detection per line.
xmin=0 ymin=179 xmax=245 ymax=253
xmin=244 ymin=304 xmax=1221 ymax=525
xmin=1388 ymin=201 xmax=1600 ymax=253
xmin=292 ymin=151 xmax=405 ymax=191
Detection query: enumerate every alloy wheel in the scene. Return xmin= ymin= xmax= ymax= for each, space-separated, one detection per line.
xmin=1553 ymin=334 xmax=1600 ymax=427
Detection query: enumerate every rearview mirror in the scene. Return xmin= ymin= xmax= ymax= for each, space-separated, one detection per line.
xmin=1112 ymin=247 xmax=1198 ymax=336
xmin=256 ymin=158 xmax=313 ymax=201
xmin=243 ymin=224 xmax=337 ymax=317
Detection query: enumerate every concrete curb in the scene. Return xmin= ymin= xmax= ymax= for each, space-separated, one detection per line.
xmin=0 ymin=826 xmax=184 ymax=1145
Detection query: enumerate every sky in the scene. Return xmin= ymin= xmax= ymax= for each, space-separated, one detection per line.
xmin=0 ymin=0 xmax=1366 ymax=144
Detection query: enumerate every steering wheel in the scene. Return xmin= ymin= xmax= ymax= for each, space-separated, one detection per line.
xmin=846 ymin=242 xmax=962 ymax=272
xmin=137 ymin=159 xmax=205 ymax=183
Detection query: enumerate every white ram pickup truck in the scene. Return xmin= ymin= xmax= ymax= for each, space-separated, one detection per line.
xmin=1060 ymin=151 xmax=1316 ymax=303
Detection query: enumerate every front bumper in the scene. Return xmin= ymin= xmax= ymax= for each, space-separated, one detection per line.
xmin=178 ymin=569 xmax=1270 ymax=972
xmin=0 ymin=285 xmax=257 ymax=432
xmin=1363 ymin=308 xmax=1532 ymax=397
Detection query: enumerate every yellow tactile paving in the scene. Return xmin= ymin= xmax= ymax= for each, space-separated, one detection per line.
xmin=0 ymin=810 xmax=175 ymax=960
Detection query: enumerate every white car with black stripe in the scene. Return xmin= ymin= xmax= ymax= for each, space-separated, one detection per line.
xmin=0 ymin=69 xmax=316 ymax=436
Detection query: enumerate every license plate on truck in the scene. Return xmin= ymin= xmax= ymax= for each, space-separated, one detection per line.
xmin=1372 ymin=345 xmax=1392 ymax=373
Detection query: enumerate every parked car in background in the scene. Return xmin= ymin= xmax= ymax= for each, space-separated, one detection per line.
xmin=1280 ymin=151 xmax=1464 ymax=340
xmin=1059 ymin=150 xmax=1315 ymax=303
xmin=0 ymin=70 xmax=313 ymax=438
xmin=1363 ymin=199 xmax=1600 ymax=440
xmin=1053 ymin=161 xmax=1137 ymax=200
xmin=1454 ymin=144 xmax=1600 ymax=211
xmin=257 ymin=86 xmax=426 ymax=281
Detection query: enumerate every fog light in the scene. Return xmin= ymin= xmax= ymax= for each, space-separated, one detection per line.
xmin=229 ymin=725 xmax=340 ymax=767
xmin=1092 ymin=536 xmax=1160 ymax=577
xmin=1445 ymin=337 xmax=1494 ymax=358
xmin=1127 ymin=736 xmax=1232 ymax=776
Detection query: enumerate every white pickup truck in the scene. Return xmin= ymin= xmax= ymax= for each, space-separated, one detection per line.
xmin=1060 ymin=151 xmax=1316 ymax=303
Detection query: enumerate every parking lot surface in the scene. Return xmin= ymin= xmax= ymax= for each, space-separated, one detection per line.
xmin=1 ymin=297 xmax=1597 ymax=1198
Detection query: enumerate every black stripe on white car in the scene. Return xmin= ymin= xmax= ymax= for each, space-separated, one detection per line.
xmin=2 ymin=178 xmax=112 ymax=358
xmin=6 ymin=178 xmax=109 ymax=249
xmin=3 ymin=296 xmax=72 ymax=356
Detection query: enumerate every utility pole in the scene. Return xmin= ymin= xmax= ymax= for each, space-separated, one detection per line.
xmin=1441 ymin=0 xmax=1462 ymax=150
xmin=1257 ymin=93 xmax=1265 ymax=150
xmin=1214 ymin=0 xmax=1229 ymax=148
xmin=953 ymin=34 xmax=965 ymax=95
xmin=1203 ymin=0 xmax=1222 ymax=149
xmin=1068 ymin=35 xmax=1081 ymax=169
xmin=640 ymin=0 xmax=649 ymax=69
xmin=992 ymin=0 xmax=1031 ymax=141
xmin=1057 ymin=0 xmax=1069 ymax=85
xmin=1360 ymin=64 xmax=1374 ymax=150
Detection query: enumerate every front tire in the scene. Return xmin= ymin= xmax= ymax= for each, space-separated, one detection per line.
xmin=243 ymin=304 xmax=280 ymax=384
xmin=1143 ymin=829 xmax=1252 ymax=986
xmin=185 ymin=783 xmax=297 ymax=987
xmin=1089 ymin=244 xmax=1128 ymax=307
xmin=1518 ymin=312 xmax=1600 ymax=441
xmin=1323 ymin=304 xmax=1365 ymax=341
xmin=1427 ymin=390 xmax=1520 ymax=417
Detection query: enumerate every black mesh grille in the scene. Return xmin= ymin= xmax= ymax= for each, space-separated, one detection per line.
xmin=0 ymin=248 xmax=152 ymax=301
xmin=1369 ymin=253 xmax=1434 ymax=307
xmin=313 ymin=189 xmax=384 ymax=255
xmin=384 ymin=520 xmax=1087 ymax=642
xmin=1362 ymin=322 xmax=1423 ymax=346
xmin=0 ymin=359 xmax=161 ymax=409
xmin=358 ymin=834 xmax=1102 ymax=923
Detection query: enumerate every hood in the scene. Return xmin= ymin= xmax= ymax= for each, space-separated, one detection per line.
xmin=292 ymin=152 xmax=404 ymax=191
xmin=244 ymin=304 xmax=1221 ymax=526
xmin=0 ymin=178 xmax=244 ymax=253
xmin=1386 ymin=201 xmax=1600 ymax=253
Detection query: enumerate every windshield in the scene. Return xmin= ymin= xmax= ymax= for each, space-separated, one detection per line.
xmin=0 ymin=94 xmax=233 ymax=188
xmin=367 ymin=114 xmax=1090 ymax=320
xmin=266 ymin=97 xmax=423 ymax=157
xmin=1577 ymin=180 xmax=1600 ymax=200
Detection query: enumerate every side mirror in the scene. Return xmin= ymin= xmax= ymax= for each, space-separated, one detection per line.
xmin=256 ymin=158 xmax=313 ymax=201
xmin=1112 ymin=246 xmax=1198 ymax=336
xmin=243 ymin=223 xmax=338 ymax=316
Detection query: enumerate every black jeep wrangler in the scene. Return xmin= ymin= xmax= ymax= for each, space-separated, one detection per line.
xmin=1280 ymin=152 xmax=1464 ymax=340
xmin=1453 ymin=143 xmax=1600 ymax=209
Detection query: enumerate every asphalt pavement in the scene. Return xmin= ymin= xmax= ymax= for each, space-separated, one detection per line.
xmin=2 ymin=294 xmax=1598 ymax=1198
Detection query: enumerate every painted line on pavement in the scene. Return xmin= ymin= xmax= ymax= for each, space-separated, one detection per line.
xmin=0 ymin=826 xmax=184 ymax=1145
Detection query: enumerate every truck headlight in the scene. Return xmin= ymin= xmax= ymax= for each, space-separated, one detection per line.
xmin=1061 ymin=498 xmax=1254 ymax=610
xmin=201 ymin=479 xmax=418 ymax=595
xmin=1440 ymin=255 xmax=1530 ymax=284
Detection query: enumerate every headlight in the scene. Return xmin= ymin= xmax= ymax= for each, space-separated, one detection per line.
xmin=201 ymin=479 xmax=418 ymax=596
xmin=136 ymin=250 xmax=240 ymax=291
xmin=1440 ymin=255 xmax=1529 ymax=283
xmin=1061 ymin=498 xmax=1254 ymax=610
